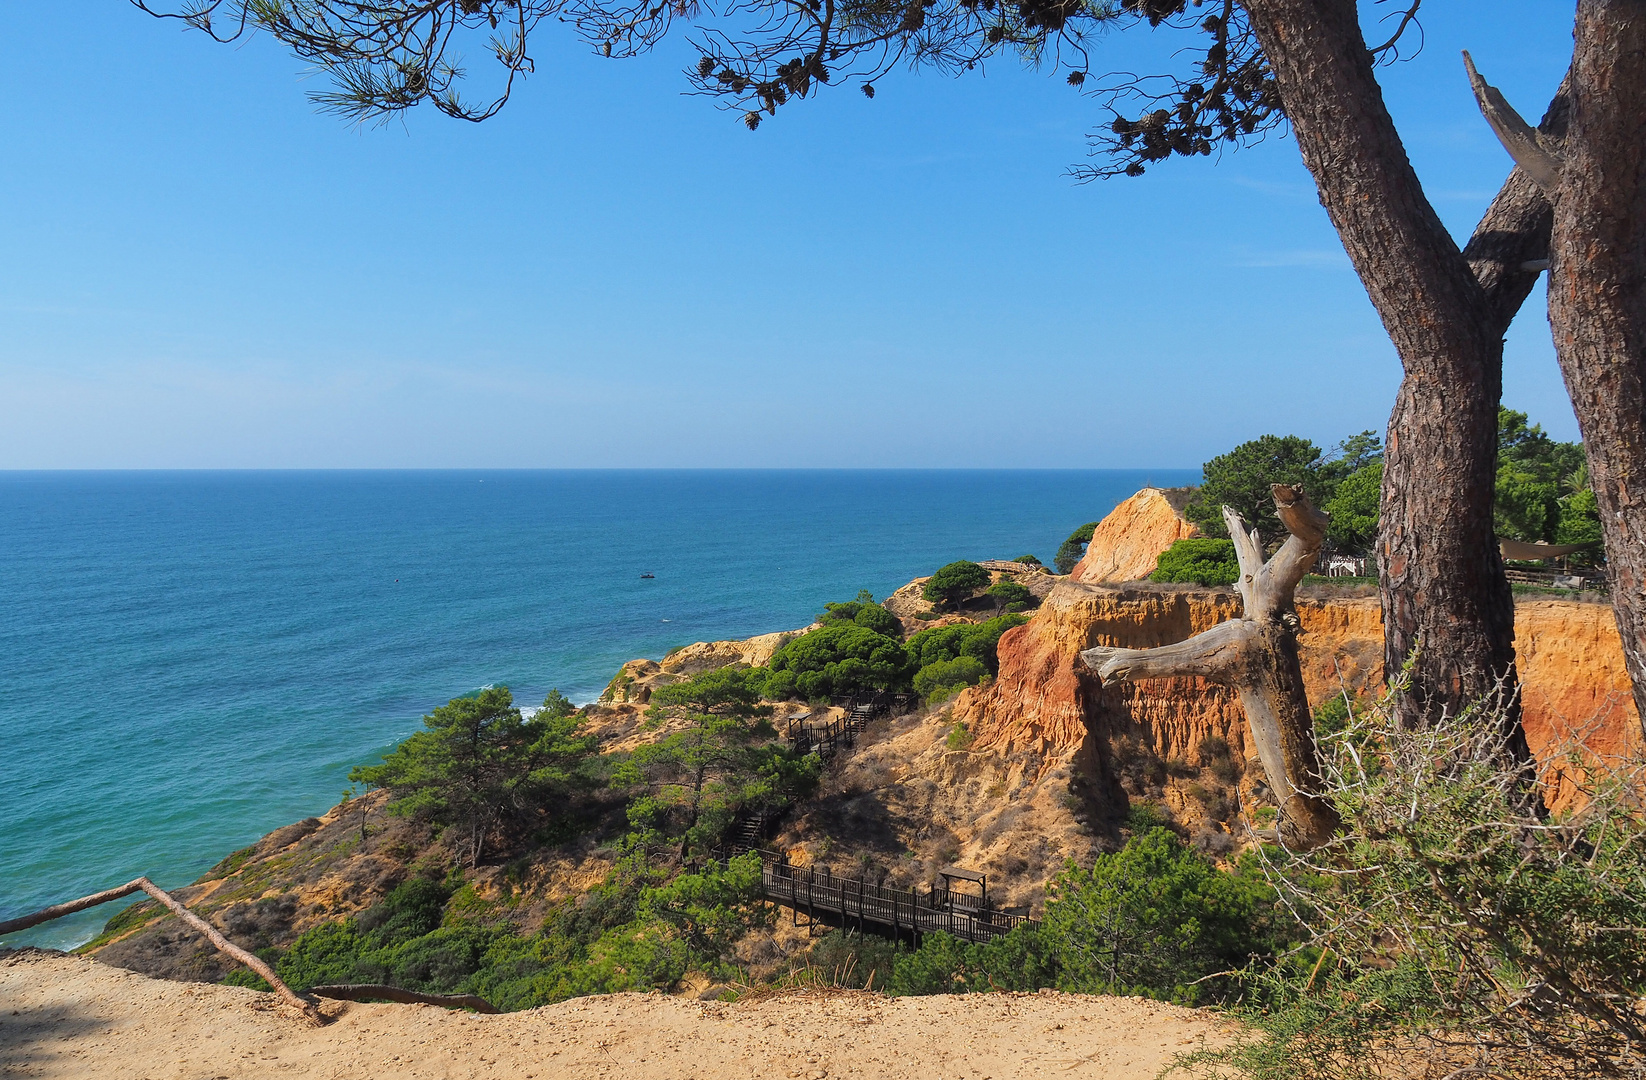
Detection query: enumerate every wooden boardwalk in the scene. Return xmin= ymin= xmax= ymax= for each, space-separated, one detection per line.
xmin=757 ymin=854 xmax=1038 ymax=945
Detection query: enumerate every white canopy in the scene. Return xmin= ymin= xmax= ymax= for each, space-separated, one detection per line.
xmin=1500 ymin=539 xmax=1590 ymax=561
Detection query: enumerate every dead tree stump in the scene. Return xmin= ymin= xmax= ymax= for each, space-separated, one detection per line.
xmin=1080 ymin=483 xmax=1341 ymax=850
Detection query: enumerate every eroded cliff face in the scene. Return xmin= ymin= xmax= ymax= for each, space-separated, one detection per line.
xmin=957 ymin=580 xmax=1638 ymax=822
xmin=1070 ymin=487 xmax=1199 ymax=584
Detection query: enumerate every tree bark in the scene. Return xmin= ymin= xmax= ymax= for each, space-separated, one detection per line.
xmin=1547 ymin=0 xmax=1646 ymax=734
xmin=1237 ymin=0 xmax=1554 ymax=731
xmin=1081 ymin=485 xmax=1340 ymax=850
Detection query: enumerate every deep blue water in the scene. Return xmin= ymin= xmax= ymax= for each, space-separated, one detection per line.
xmin=0 ymin=469 xmax=1195 ymax=949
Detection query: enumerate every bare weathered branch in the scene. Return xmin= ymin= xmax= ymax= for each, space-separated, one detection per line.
xmin=1080 ymin=619 xmax=1256 ymax=685
xmin=1222 ymin=504 xmax=1266 ymax=612
xmin=1463 ymin=50 xmax=1564 ymax=194
xmin=1253 ymin=482 xmax=1329 ymax=618
xmin=309 ymin=984 xmax=499 ymax=1012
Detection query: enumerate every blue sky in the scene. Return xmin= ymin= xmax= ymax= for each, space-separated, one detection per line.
xmin=0 ymin=3 xmax=1577 ymax=467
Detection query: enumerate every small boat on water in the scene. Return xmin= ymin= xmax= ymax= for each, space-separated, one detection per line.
xmin=640 ymin=573 xmax=655 ymax=579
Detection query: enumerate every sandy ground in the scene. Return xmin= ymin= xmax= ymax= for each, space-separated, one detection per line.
xmin=1 ymin=949 xmax=1234 ymax=1080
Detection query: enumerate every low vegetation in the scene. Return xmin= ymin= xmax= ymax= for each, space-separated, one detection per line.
xmin=1150 ymin=538 xmax=1239 ymax=587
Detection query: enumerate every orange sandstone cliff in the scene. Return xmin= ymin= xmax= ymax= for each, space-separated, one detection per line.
xmin=1069 ymin=487 xmax=1199 ymax=584
xmin=957 ymin=492 xmax=1640 ymax=824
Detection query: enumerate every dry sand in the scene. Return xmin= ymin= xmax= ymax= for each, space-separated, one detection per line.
xmin=2 ymin=949 xmax=1234 ymax=1080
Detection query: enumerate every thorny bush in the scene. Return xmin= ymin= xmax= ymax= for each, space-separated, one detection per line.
xmin=1188 ymin=680 xmax=1646 ymax=1080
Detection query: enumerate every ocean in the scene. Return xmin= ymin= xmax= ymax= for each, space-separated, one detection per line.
xmin=0 ymin=469 xmax=1195 ymax=950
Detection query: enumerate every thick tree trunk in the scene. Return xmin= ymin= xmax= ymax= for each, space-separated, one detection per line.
xmin=1548 ymin=0 xmax=1646 ymax=734
xmin=1238 ymin=0 xmax=1534 ymax=729
xmin=1082 ymin=485 xmax=1340 ymax=850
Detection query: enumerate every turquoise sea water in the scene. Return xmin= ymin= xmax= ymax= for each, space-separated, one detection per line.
xmin=0 ymin=469 xmax=1195 ymax=950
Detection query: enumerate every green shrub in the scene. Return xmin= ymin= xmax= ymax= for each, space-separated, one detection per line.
xmin=915 ymin=656 xmax=989 ymax=699
xmin=759 ymin=623 xmax=913 ymax=701
xmin=356 ymin=876 xmax=454 ymax=948
xmin=356 ymin=924 xmax=501 ymax=992
xmin=1012 ymin=554 xmax=1042 ymax=566
xmin=1150 ymin=538 xmax=1239 ymax=586
xmin=984 ymin=580 xmax=1032 ymax=608
xmin=922 ymin=561 xmax=990 ymax=608
xmin=1043 ymin=829 xmax=1282 ymax=1003
xmin=276 ymin=921 xmax=367 ymax=992
xmin=905 ymin=614 xmax=1027 ymax=675
xmin=818 ymin=598 xmax=902 ymax=637
xmin=804 ymin=931 xmax=900 ymax=990
xmin=886 ymin=924 xmax=1059 ymax=995
xmin=221 ymin=966 xmax=273 ymax=991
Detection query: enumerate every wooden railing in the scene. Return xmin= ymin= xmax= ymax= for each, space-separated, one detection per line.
xmin=755 ymin=853 xmax=1038 ymax=945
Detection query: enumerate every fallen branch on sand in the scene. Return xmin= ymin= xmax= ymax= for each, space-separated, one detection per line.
xmin=0 ymin=877 xmax=324 ymax=1023
xmin=309 ymin=983 xmax=500 ymax=1013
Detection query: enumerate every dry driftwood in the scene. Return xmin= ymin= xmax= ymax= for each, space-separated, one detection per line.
xmin=309 ymin=983 xmax=500 ymax=1013
xmin=0 ymin=877 xmax=323 ymax=1024
xmin=1080 ymin=484 xmax=1340 ymax=850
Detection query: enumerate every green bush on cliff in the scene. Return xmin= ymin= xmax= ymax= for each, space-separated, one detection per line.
xmin=905 ymin=614 xmax=1027 ymax=675
xmin=913 ymin=655 xmax=989 ymax=698
xmin=1150 ymin=538 xmax=1240 ymax=586
xmin=985 ymin=579 xmax=1033 ymax=610
xmin=265 ymin=852 xmax=771 ymax=1010
xmin=758 ymin=623 xmax=913 ymax=701
xmin=1041 ymin=828 xmax=1282 ymax=1002
xmin=874 ymin=829 xmax=1286 ymax=1004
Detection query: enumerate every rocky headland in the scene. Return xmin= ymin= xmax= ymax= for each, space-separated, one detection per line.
xmin=48 ymin=487 xmax=1640 ymax=1000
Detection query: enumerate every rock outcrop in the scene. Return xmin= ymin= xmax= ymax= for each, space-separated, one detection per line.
xmin=602 ymin=627 xmax=811 ymax=703
xmin=1070 ymin=487 xmax=1199 ymax=584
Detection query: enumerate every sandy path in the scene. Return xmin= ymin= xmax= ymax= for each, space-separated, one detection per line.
xmin=1 ymin=949 xmax=1232 ymax=1080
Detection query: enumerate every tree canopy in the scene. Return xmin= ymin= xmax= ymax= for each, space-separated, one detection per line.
xmin=350 ymin=686 xmax=594 ymax=867
xmin=922 ymin=560 xmax=990 ymax=608
xmin=1494 ymin=407 xmax=1587 ymax=545
xmin=1054 ymin=522 xmax=1100 ymax=575
xmin=1323 ymin=461 xmax=1382 ymax=555
xmin=759 ymin=621 xmax=913 ymax=701
xmin=816 ymin=596 xmax=902 ymax=637
xmin=620 ymin=667 xmax=816 ymax=857
xmin=1183 ymin=434 xmax=1337 ymax=544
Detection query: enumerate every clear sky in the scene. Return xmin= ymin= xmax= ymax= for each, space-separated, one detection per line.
xmin=0 ymin=3 xmax=1577 ymax=468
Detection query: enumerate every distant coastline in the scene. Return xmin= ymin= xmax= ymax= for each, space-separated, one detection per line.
xmin=0 ymin=469 xmax=1196 ymax=950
